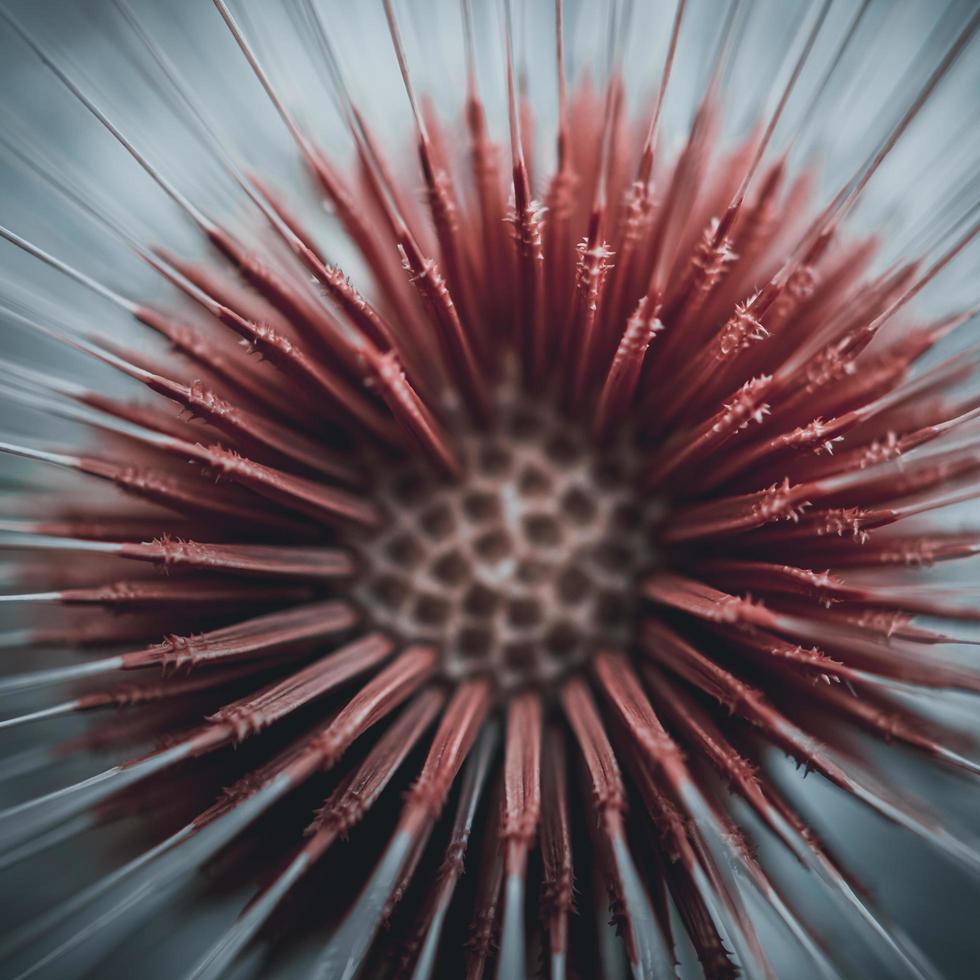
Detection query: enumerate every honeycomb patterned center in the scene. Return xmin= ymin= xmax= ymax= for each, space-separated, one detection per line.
xmin=352 ymin=391 xmax=660 ymax=694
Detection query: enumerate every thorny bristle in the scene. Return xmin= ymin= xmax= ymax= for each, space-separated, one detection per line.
xmin=0 ymin=0 xmax=979 ymax=977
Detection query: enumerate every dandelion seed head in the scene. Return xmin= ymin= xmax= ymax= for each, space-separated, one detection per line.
xmin=0 ymin=0 xmax=978 ymax=978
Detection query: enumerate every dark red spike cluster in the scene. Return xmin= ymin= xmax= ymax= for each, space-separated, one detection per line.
xmin=0 ymin=1 xmax=978 ymax=979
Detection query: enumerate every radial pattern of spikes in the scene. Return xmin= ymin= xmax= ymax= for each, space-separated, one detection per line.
xmin=0 ymin=0 xmax=978 ymax=979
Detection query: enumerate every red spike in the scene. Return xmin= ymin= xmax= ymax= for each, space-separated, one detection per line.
xmin=593 ymin=307 xmax=661 ymax=437
xmin=121 ymin=599 xmax=358 ymax=673
xmin=120 ymin=538 xmax=355 ymax=579
xmin=39 ymin=577 xmax=308 ymax=610
xmin=397 ymin=238 xmax=493 ymax=425
xmin=313 ymin=645 xmax=438 ymax=768
xmin=73 ymin=663 xmax=271 ymax=715
xmin=138 ymin=372 xmax=360 ymax=483
xmin=311 ymin=686 xmax=445 ymax=840
xmin=465 ymin=780 xmax=505 ymax=980
xmin=208 ymin=633 xmax=394 ymax=743
xmin=402 ymin=721 xmax=498 ymax=980
xmin=403 ymin=678 xmax=493 ymax=828
xmin=538 ymin=726 xmax=574 ymax=972
xmin=595 ymin=650 xmax=771 ymax=977
xmin=501 ymin=691 xmax=542 ymax=874
xmin=366 ymin=348 xmax=461 ymax=479
xmin=77 ymin=455 xmax=309 ymax=532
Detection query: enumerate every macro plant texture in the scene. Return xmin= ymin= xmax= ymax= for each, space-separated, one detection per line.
xmin=0 ymin=0 xmax=979 ymax=977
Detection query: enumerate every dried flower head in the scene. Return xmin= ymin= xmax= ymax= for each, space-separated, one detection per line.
xmin=0 ymin=1 xmax=978 ymax=978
